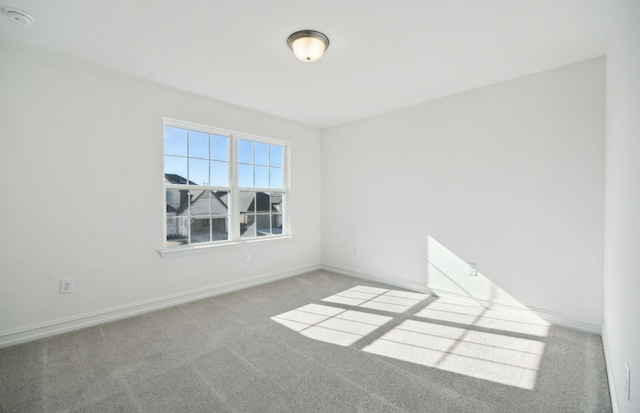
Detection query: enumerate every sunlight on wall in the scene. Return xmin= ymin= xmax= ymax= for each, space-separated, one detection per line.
xmin=272 ymin=281 xmax=549 ymax=390
xmin=426 ymin=236 xmax=539 ymax=314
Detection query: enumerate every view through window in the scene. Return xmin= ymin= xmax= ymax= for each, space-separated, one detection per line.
xmin=164 ymin=120 xmax=287 ymax=247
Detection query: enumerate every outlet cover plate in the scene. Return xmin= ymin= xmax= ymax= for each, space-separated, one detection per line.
xmin=60 ymin=279 xmax=73 ymax=294
xmin=468 ymin=263 xmax=478 ymax=276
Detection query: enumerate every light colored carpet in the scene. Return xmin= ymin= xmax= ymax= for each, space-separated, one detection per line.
xmin=0 ymin=270 xmax=611 ymax=412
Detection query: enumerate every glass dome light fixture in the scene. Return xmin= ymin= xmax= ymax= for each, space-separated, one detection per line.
xmin=287 ymin=30 xmax=330 ymax=62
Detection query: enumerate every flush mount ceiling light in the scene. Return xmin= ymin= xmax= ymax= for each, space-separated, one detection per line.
xmin=287 ymin=30 xmax=330 ymax=62
xmin=3 ymin=7 xmax=34 ymax=25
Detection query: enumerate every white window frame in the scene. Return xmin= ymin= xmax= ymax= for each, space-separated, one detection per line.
xmin=161 ymin=118 xmax=290 ymax=257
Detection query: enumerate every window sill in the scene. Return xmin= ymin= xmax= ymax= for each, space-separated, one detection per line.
xmin=159 ymin=235 xmax=293 ymax=258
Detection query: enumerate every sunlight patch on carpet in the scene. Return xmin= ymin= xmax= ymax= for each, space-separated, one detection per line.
xmin=272 ymin=302 xmax=392 ymax=346
xmin=272 ymin=285 xmax=548 ymax=390
xmin=414 ymin=296 xmax=550 ymax=337
xmin=362 ymin=319 xmax=544 ymax=389
xmin=322 ymin=285 xmax=430 ymax=313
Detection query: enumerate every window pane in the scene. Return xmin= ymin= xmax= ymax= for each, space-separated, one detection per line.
xmin=256 ymin=192 xmax=270 ymax=212
xmin=165 ymin=156 xmax=188 ymax=182
xmin=240 ymin=214 xmax=256 ymax=238
xmin=238 ymin=139 xmax=253 ymax=164
xmin=190 ymin=218 xmax=211 ymax=243
xmin=270 ymin=145 xmax=283 ymax=167
xmin=239 ymin=191 xmax=255 ymax=213
xmin=255 ymin=143 xmax=269 ymax=165
xmin=255 ymin=166 xmax=269 ymax=188
xmin=212 ymin=216 xmax=228 ymax=241
xmin=166 ymin=217 xmax=188 ymax=245
xmin=271 ymin=192 xmax=283 ymax=212
xmin=256 ymin=215 xmax=270 ymax=236
xmin=188 ymin=130 xmax=209 ymax=159
xmin=238 ymin=164 xmax=254 ymax=187
xmin=270 ymin=167 xmax=283 ymax=189
xmin=189 ymin=158 xmax=209 ymax=185
xmin=211 ymin=191 xmax=229 ymax=215
xmin=210 ymin=161 xmax=228 ymax=187
xmin=189 ymin=191 xmax=210 ymax=218
xmin=164 ymin=126 xmax=187 ymax=156
xmin=210 ymin=134 xmax=228 ymax=161
xmin=272 ymin=214 xmax=283 ymax=234
xmin=166 ymin=189 xmax=189 ymax=215
xmin=166 ymin=188 xmax=189 ymax=245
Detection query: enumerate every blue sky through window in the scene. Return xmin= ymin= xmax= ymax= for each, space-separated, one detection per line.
xmin=164 ymin=126 xmax=187 ymax=156
xmin=238 ymin=139 xmax=284 ymax=189
xmin=164 ymin=126 xmax=230 ymax=186
xmin=188 ymin=130 xmax=208 ymax=159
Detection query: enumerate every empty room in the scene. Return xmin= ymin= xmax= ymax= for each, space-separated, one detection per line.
xmin=1 ymin=1 xmax=638 ymax=412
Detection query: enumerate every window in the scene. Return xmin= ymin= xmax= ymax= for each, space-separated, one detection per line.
xmin=164 ymin=119 xmax=288 ymax=248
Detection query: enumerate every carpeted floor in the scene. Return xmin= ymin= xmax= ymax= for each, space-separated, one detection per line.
xmin=0 ymin=270 xmax=611 ymax=412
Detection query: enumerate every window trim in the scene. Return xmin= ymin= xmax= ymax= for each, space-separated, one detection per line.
xmin=161 ymin=117 xmax=290 ymax=255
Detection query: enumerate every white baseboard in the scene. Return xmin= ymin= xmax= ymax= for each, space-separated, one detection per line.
xmin=321 ymin=264 xmax=434 ymax=294
xmin=601 ymin=325 xmax=619 ymax=413
xmin=0 ymin=264 xmax=321 ymax=348
xmin=321 ymin=263 xmax=602 ymax=335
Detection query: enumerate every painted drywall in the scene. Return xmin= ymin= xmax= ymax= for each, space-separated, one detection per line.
xmin=604 ymin=0 xmax=640 ymax=411
xmin=322 ymin=58 xmax=605 ymax=329
xmin=0 ymin=43 xmax=321 ymax=343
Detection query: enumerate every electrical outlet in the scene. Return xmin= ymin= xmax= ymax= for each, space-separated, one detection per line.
xmin=468 ymin=263 xmax=477 ymax=276
xmin=625 ymin=362 xmax=631 ymax=401
xmin=60 ymin=279 xmax=73 ymax=294
xmin=243 ymin=252 xmax=250 ymax=263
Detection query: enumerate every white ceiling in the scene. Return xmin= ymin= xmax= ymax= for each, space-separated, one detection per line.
xmin=0 ymin=0 xmax=610 ymax=129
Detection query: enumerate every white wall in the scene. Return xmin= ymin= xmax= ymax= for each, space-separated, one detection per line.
xmin=322 ymin=58 xmax=605 ymax=329
xmin=604 ymin=0 xmax=640 ymax=411
xmin=0 ymin=43 xmax=322 ymax=345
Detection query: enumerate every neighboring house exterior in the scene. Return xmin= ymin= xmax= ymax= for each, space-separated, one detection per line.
xmin=165 ymin=174 xmax=282 ymax=245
